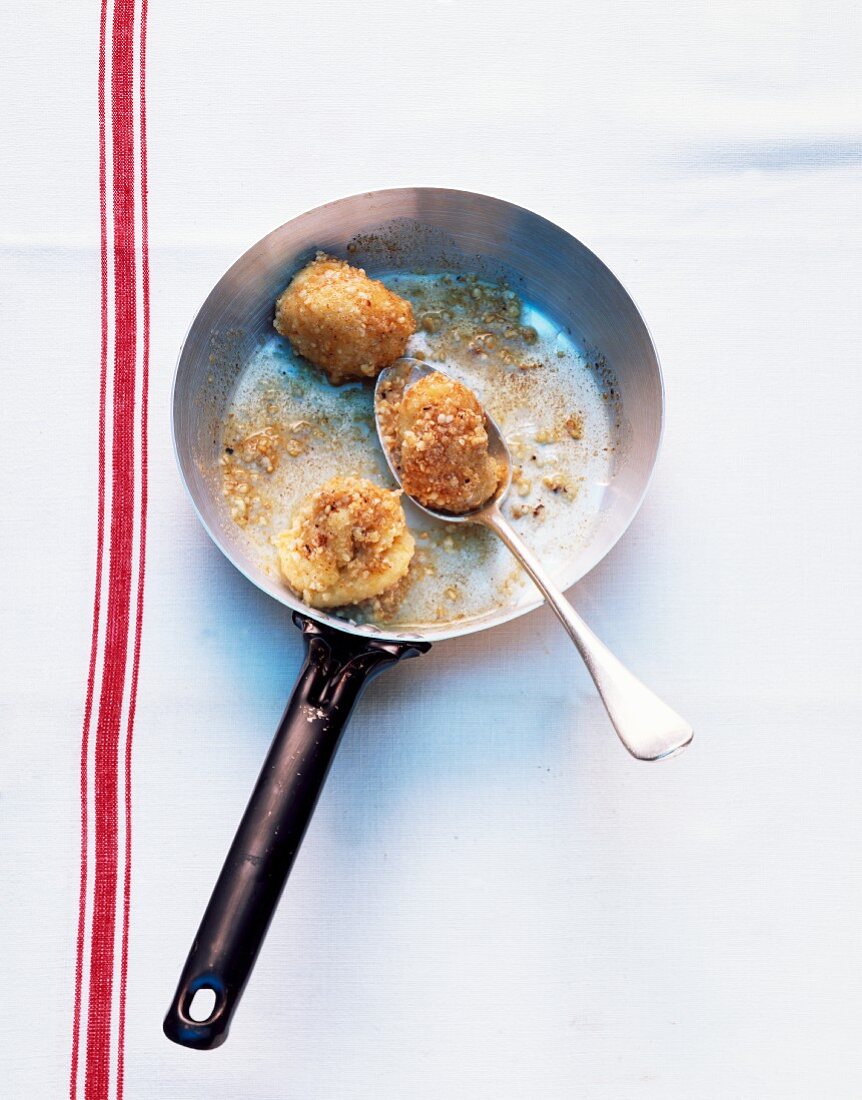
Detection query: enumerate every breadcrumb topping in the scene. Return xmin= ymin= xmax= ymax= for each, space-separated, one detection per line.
xmin=565 ymin=412 xmax=584 ymax=440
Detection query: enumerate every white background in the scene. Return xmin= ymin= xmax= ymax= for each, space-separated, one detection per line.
xmin=2 ymin=0 xmax=862 ymax=1096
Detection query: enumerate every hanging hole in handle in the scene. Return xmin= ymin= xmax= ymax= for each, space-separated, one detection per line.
xmin=188 ymin=987 xmax=218 ymax=1022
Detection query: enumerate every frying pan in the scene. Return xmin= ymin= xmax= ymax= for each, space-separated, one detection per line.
xmin=164 ymin=188 xmax=668 ymax=1049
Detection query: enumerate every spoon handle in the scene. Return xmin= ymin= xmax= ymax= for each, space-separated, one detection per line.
xmin=482 ymin=510 xmax=692 ymax=761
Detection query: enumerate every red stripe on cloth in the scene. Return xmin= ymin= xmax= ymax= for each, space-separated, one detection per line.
xmin=84 ymin=0 xmax=139 ymax=1094
xmin=70 ymin=1 xmax=110 ymax=1097
xmin=116 ymin=0 xmax=149 ymax=1094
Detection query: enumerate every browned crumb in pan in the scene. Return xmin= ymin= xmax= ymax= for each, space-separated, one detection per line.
xmin=220 ymin=420 xmax=326 ymax=527
xmin=219 ymin=426 xmax=282 ymax=526
xmin=541 ymin=473 xmax=582 ymax=499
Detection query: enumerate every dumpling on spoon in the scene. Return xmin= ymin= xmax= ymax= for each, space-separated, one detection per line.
xmin=395 ymin=372 xmax=504 ymax=514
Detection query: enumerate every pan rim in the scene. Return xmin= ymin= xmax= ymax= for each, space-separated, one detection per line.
xmin=171 ymin=186 xmax=665 ymax=644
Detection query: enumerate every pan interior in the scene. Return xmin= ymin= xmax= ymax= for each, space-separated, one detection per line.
xmin=223 ymin=278 xmax=618 ymax=632
xmin=173 ymin=190 xmax=663 ymax=642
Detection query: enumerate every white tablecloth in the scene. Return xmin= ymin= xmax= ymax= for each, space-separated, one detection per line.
xmin=2 ymin=1 xmax=861 ymax=1096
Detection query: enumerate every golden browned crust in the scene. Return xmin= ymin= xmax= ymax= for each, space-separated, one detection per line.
xmin=274 ymin=254 xmax=415 ymax=385
xmin=396 ymin=373 xmax=503 ymax=513
xmin=276 ymin=476 xmax=414 ymax=608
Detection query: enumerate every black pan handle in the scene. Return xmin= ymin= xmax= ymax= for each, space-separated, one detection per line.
xmin=163 ymin=613 xmax=428 ymax=1050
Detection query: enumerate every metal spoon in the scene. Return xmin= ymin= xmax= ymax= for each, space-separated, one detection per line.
xmin=374 ymin=357 xmax=693 ymax=762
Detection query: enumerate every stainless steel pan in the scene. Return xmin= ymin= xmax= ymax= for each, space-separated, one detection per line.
xmin=164 ymin=188 xmax=670 ymax=1049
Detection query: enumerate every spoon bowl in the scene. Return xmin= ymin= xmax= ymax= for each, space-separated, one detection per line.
xmin=374 ymin=357 xmax=693 ymax=763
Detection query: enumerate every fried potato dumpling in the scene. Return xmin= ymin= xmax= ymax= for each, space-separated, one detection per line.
xmin=398 ymin=372 xmax=503 ymax=513
xmin=274 ymin=253 xmax=415 ymax=385
xmin=276 ymin=476 xmax=414 ymax=608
